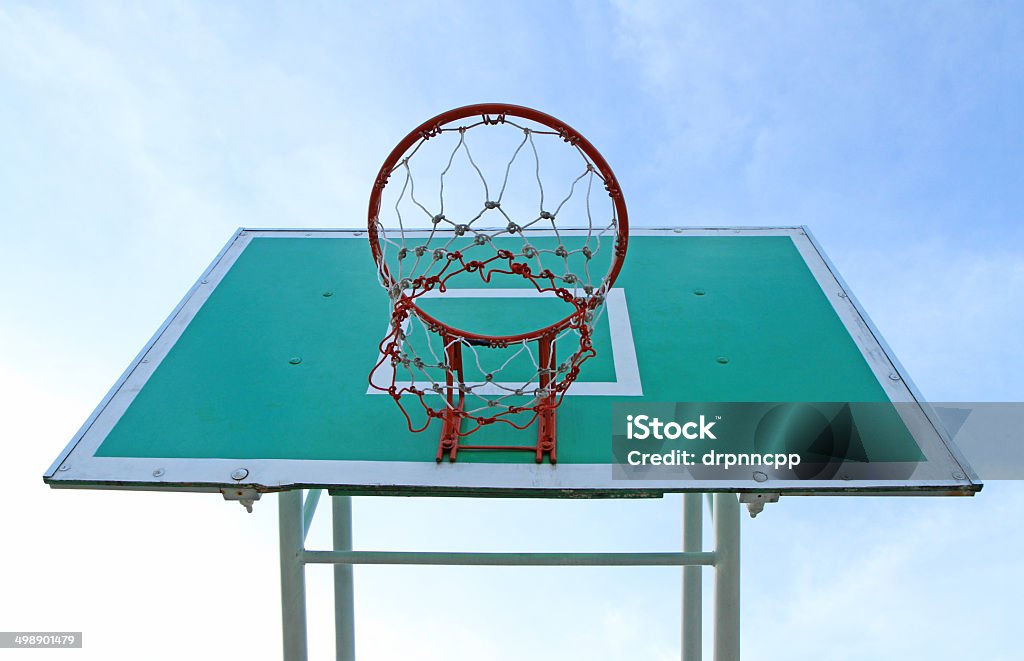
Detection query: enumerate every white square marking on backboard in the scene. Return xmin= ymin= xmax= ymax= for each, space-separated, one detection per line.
xmin=367 ymin=288 xmax=642 ymax=397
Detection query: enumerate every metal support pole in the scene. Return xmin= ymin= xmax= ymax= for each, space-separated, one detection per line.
xmin=302 ymin=489 xmax=322 ymax=542
xmin=682 ymin=493 xmax=703 ymax=661
xmin=332 ymin=496 xmax=356 ymax=661
xmin=279 ymin=490 xmax=308 ymax=661
xmin=712 ymin=493 xmax=740 ymax=661
xmin=302 ymin=550 xmax=716 ymax=566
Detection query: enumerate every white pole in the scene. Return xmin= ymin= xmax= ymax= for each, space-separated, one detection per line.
xmin=712 ymin=493 xmax=740 ymax=661
xmin=279 ymin=490 xmax=308 ymax=661
xmin=333 ymin=496 xmax=356 ymax=661
xmin=682 ymin=493 xmax=703 ymax=661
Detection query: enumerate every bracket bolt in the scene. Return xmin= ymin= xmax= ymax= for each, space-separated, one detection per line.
xmin=231 ymin=468 xmax=249 ymax=481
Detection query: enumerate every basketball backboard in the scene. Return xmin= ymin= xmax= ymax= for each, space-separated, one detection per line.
xmin=44 ymin=227 xmax=980 ymax=498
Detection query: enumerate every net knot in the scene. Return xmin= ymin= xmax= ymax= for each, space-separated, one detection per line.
xmin=557 ymin=127 xmax=579 ymax=145
xmin=388 ymin=278 xmax=412 ymax=299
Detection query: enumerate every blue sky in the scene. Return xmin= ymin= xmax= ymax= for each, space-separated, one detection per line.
xmin=2 ymin=2 xmax=1022 ymax=659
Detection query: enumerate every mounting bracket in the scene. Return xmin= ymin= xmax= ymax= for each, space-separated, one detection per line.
xmin=221 ymin=487 xmax=261 ymax=513
xmin=739 ymin=492 xmax=780 ymax=518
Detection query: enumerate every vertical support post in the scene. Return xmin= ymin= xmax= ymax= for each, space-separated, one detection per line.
xmin=333 ymin=495 xmax=356 ymax=661
xmin=535 ymin=333 xmax=557 ymax=463
xmin=712 ymin=493 xmax=740 ymax=661
xmin=302 ymin=489 xmax=322 ymax=541
xmin=437 ymin=334 xmax=464 ymax=462
xmin=279 ymin=490 xmax=308 ymax=661
xmin=682 ymin=493 xmax=703 ymax=661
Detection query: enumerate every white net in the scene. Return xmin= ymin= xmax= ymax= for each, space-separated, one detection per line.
xmin=368 ymin=108 xmax=626 ymax=436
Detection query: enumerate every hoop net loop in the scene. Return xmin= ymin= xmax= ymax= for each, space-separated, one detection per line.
xmin=367 ymin=103 xmax=628 ymax=439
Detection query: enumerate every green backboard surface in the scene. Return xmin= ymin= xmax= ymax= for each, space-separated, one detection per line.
xmin=44 ymin=228 xmax=979 ymax=497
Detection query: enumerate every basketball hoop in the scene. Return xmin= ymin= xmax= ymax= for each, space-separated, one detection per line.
xmin=367 ymin=103 xmax=629 ymax=463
